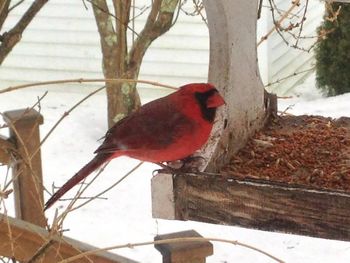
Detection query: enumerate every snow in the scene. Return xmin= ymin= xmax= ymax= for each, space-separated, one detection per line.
xmin=278 ymin=73 xmax=350 ymax=118
xmin=1 ymin=75 xmax=350 ymax=262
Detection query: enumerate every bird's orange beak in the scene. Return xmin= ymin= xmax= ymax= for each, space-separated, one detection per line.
xmin=207 ymin=92 xmax=225 ymax=108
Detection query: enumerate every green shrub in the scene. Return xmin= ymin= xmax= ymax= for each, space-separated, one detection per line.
xmin=315 ymin=3 xmax=350 ymax=96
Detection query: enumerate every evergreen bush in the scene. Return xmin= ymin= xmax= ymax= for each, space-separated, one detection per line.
xmin=315 ymin=3 xmax=350 ymax=96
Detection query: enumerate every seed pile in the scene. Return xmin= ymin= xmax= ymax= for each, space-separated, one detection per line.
xmin=224 ymin=115 xmax=350 ymax=192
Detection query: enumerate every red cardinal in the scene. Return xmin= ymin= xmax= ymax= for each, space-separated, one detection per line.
xmin=44 ymin=83 xmax=225 ymax=210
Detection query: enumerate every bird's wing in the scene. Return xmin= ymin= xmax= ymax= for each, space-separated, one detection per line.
xmin=94 ymin=98 xmax=196 ymax=154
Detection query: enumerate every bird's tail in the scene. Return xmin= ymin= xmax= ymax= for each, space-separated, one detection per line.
xmin=44 ymin=153 xmax=113 ymax=211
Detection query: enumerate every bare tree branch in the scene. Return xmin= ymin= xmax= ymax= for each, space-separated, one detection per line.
xmin=258 ymin=0 xmax=300 ymax=46
xmin=86 ymin=0 xmax=140 ymax=37
xmin=293 ymin=0 xmax=309 ymax=48
xmin=91 ymin=0 xmax=118 ymax=78
xmin=89 ymin=0 xmax=179 ymax=126
xmin=9 ymin=0 xmax=27 ymax=13
xmin=0 ymin=0 xmax=10 ymax=31
xmin=128 ymin=0 xmax=180 ymax=73
xmin=180 ymin=0 xmax=207 ymax=25
xmin=115 ymin=0 xmax=131 ymax=75
xmin=0 ymin=0 xmax=49 ymax=65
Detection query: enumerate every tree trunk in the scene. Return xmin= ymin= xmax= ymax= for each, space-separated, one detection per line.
xmin=106 ymin=72 xmax=141 ymax=125
xmin=92 ymin=0 xmax=179 ymax=127
xmin=92 ymin=0 xmax=139 ymax=127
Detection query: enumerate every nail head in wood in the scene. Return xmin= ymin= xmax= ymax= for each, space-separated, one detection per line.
xmin=154 ymin=230 xmax=213 ymax=263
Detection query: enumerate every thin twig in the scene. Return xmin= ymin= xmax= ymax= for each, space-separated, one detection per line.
xmin=0 ymin=0 xmax=49 ymax=64
xmin=69 ymin=162 xmax=143 ymax=212
xmin=0 ymin=189 xmax=12 ymax=199
xmin=280 ymin=104 xmax=295 ymax=116
xmin=2 ymin=161 xmax=12 ymax=192
xmin=30 ymin=86 xmax=106 ymax=160
xmin=293 ymin=0 xmax=309 ymax=47
xmin=0 ymin=199 xmax=15 ymax=260
xmin=258 ymin=0 xmax=263 ymax=19
xmin=258 ymin=0 xmax=301 ymax=46
xmin=27 ymin=239 xmax=55 ymax=263
xmin=132 ymin=0 xmax=135 ymax=43
xmin=80 ymin=0 xmax=88 ymax=10
xmin=8 ymin=0 xmax=26 ymax=12
xmin=129 ymin=4 xmax=150 ymax=23
xmin=265 ymin=67 xmax=315 ymax=88
xmin=0 ymin=78 xmax=177 ymax=94
xmin=85 ymin=0 xmax=140 ymax=38
xmin=54 ymin=163 xmax=109 ymax=229
xmin=171 ymin=0 xmax=183 ymax=27
xmin=0 ymin=92 xmax=46 ymax=133
xmin=53 ymin=161 xmax=143 ymax=228
xmin=180 ymin=0 xmax=207 ymax=25
xmin=57 ymin=237 xmax=285 ymax=263
xmin=262 ymin=4 xmax=300 ymax=19
xmin=267 ymin=0 xmax=289 ymax=46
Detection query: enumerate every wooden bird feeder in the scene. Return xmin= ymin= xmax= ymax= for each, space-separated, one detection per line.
xmin=152 ymin=0 xmax=350 ymax=242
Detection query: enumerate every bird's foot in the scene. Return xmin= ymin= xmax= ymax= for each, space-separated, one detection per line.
xmin=152 ymin=156 xmax=207 ymax=176
xmin=152 ymin=163 xmax=177 ymax=176
xmin=180 ymin=156 xmax=207 ymax=170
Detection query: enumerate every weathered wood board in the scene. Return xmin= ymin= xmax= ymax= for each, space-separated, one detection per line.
xmin=172 ymin=174 xmax=350 ymax=241
xmin=0 ymin=214 xmax=137 ymax=263
xmin=155 ymin=230 xmax=213 ymax=263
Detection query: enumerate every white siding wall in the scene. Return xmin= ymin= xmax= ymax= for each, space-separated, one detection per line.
xmin=258 ymin=0 xmax=324 ymax=95
xmin=0 ymin=0 xmax=209 ymax=97
xmin=0 ymin=0 xmax=324 ymax=96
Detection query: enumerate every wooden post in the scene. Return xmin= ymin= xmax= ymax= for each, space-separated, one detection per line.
xmin=154 ymin=230 xmax=213 ymax=263
xmin=3 ymin=108 xmax=46 ymax=227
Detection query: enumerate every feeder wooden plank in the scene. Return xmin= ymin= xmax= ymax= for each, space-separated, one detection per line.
xmin=172 ymin=174 xmax=350 ymax=241
xmin=0 ymin=214 xmax=137 ymax=263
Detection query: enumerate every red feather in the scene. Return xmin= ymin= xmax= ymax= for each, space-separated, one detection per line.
xmin=44 ymin=83 xmax=225 ymax=210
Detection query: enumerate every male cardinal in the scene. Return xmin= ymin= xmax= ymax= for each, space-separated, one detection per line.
xmin=44 ymin=83 xmax=225 ymax=210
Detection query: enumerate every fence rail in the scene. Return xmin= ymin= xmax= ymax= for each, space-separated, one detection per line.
xmin=0 ymin=214 xmax=136 ymax=263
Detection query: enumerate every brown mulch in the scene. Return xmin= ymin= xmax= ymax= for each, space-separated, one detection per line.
xmin=222 ymin=115 xmax=350 ymax=192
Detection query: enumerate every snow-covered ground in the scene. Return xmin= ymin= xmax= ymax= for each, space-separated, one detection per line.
xmin=1 ymin=75 xmax=350 ymax=262
xmin=278 ymin=74 xmax=350 ymax=118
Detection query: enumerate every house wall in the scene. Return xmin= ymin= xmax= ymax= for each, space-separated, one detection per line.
xmin=0 ymin=0 xmax=324 ymax=96
xmin=0 ymin=0 xmax=209 ymax=98
xmin=259 ymin=0 xmax=324 ymax=95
